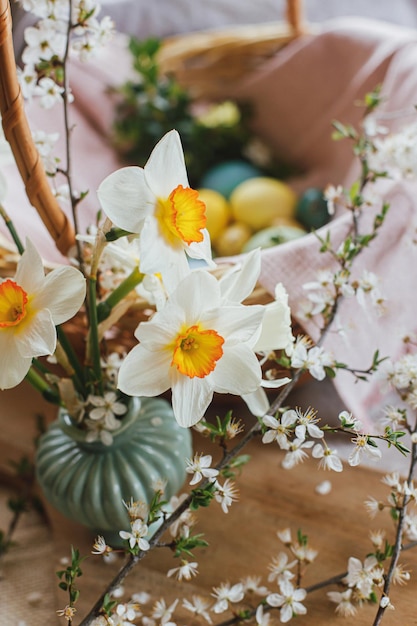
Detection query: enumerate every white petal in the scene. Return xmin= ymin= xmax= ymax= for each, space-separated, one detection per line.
xmin=212 ymin=344 xmax=261 ymax=395
xmin=117 ymin=344 xmax=171 ymax=397
xmin=254 ymin=286 xmax=294 ymax=352
xmin=0 ymin=330 xmax=32 ymax=389
xmin=97 ymin=166 xmax=154 ymax=233
xmin=17 ymin=309 xmax=56 ymax=357
xmin=213 ymin=305 xmax=264 ymax=345
xmin=144 ymin=130 xmax=189 ymax=197
xmin=14 ymin=238 xmax=45 ymax=293
xmin=219 ymin=249 xmax=261 ymax=303
xmin=261 ymin=377 xmax=291 ymax=388
xmin=186 ymin=229 xmax=216 ymax=268
xmin=241 ymin=387 xmax=270 ymax=416
xmin=134 ymin=304 xmax=182 ymax=347
xmin=171 ymin=270 xmax=220 ymax=322
xmin=35 ymin=265 xmax=86 ymax=325
xmin=138 ymin=215 xmax=190 ymax=282
xmin=171 ymin=371 xmax=213 ymax=427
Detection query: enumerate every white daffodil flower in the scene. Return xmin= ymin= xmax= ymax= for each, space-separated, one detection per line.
xmin=0 ymin=239 xmax=86 ymax=389
xmin=97 ymin=129 xmax=214 ymax=286
xmin=218 ymin=249 xmax=292 ymax=416
xmin=117 ymin=269 xmax=267 ymax=427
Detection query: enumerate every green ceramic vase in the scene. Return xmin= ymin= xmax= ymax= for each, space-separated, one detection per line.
xmin=36 ymin=396 xmax=192 ymax=543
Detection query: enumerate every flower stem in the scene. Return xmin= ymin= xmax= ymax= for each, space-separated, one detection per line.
xmin=25 ymin=366 xmax=60 ymax=405
xmin=61 ymin=0 xmax=85 ymax=272
xmin=56 ymin=325 xmax=86 ymax=396
xmin=0 ymin=204 xmax=24 ymax=254
xmin=86 ymin=275 xmax=103 ymax=394
xmin=96 ymin=266 xmax=144 ymax=322
xmin=372 ymin=441 xmax=417 ymax=625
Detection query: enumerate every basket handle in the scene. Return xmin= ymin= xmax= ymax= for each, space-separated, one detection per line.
xmin=0 ymin=0 xmax=75 ymax=256
xmin=286 ymin=0 xmax=304 ymax=36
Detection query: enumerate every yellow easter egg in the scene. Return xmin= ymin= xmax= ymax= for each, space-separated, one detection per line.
xmin=230 ymin=177 xmax=298 ymax=231
xmin=271 ymin=216 xmax=305 ymax=229
xmin=197 ymin=188 xmax=231 ymax=242
xmin=214 ymin=222 xmax=252 ymax=257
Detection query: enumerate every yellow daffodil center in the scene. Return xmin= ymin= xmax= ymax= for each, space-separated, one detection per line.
xmin=156 ymin=185 xmax=206 ymax=246
xmin=171 ymin=324 xmax=224 ymax=378
xmin=0 ymin=280 xmax=28 ymax=328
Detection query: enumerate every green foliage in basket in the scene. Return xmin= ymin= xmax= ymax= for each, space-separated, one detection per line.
xmin=111 ymin=37 xmax=279 ymax=187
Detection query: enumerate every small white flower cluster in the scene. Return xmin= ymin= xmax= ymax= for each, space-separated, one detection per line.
xmin=83 ymin=389 xmax=128 ymax=445
xmin=32 ymin=129 xmax=60 ymax=174
xmin=265 ymin=529 xmax=317 ymax=623
xmin=298 ymin=265 xmax=385 ymax=327
xmin=381 ymin=352 xmax=417 ymax=410
xmin=90 ymin=524 xmax=318 ymax=625
xmin=55 ymin=353 xmax=127 ymax=445
xmin=323 ymin=184 xmax=344 ymax=216
xmin=262 ymin=406 xmax=382 ymax=470
xmin=118 ymin=497 xmax=151 ymax=553
xmin=327 ymin=555 xmax=386 ymax=617
xmin=366 ymin=471 xmax=417 ymax=541
xmin=185 ymin=453 xmax=239 ymax=514
xmin=328 ymin=471 xmax=415 ymax=617
xmin=367 ymin=119 xmax=417 ymax=179
xmin=262 ymin=406 xmax=325 ymax=468
xmin=18 ymin=0 xmax=114 ymax=104
xmin=286 ymin=336 xmax=334 ymax=381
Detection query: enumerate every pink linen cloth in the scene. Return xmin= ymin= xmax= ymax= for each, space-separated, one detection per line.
xmin=3 ymin=17 xmax=417 ymax=425
xmin=228 ymin=17 xmax=417 ymax=425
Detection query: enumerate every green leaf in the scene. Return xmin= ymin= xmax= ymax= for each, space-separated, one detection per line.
xmin=173 ymin=533 xmax=209 ymax=558
xmin=364 ymin=84 xmax=383 ymax=110
xmin=190 ymin=482 xmax=216 ymax=510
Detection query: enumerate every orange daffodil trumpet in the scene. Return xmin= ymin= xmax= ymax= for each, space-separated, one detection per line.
xmin=0 ymin=239 xmax=86 ymax=389
xmin=117 ymin=250 xmax=292 ymax=427
xmin=97 ymin=129 xmax=215 ymax=286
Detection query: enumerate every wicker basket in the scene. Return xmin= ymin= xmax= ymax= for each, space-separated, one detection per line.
xmin=157 ymin=0 xmax=306 ymax=100
xmin=0 ymin=0 xmax=75 ymax=255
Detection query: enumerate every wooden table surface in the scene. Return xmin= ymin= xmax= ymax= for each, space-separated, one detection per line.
xmin=1 ymin=383 xmax=417 ymax=625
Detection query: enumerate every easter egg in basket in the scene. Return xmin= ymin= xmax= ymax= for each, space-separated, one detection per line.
xmin=214 ymin=221 xmax=253 ymax=257
xmin=230 ymin=177 xmax=298 ymax=230
xmin=200 ymin=160 xmax=262 ymax=199
xmin=243 ymin=224 xmax=306 ymax=252
xmin=296 ymin=187 xmax=330 ymax=230
xmin=197 ymin=188 xmax=231 ymax=242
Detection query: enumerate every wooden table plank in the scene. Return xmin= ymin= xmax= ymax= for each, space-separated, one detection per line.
xmin=1 ymin=385 xmax=417 ymax=625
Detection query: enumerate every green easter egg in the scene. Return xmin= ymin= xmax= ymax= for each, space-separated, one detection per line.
xmin=200 ymin=160 xmax=262 ymax=199
xmin=242 ymin=224 xmax=306 ymax=252
xmin=296 ymin=188 xmax=330 ymax=230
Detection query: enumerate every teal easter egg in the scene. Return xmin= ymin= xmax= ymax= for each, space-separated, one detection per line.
xmin=296 ymin=188 xmax=329 ymax=230
xmin=200 ymin=160 xmax=262 ymax=199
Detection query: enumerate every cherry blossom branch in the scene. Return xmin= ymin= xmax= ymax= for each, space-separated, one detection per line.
xmin=372 ymin=441 xmax=417 ymax=625
xmin=61 ymin=0 xmax=85 ymax=271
